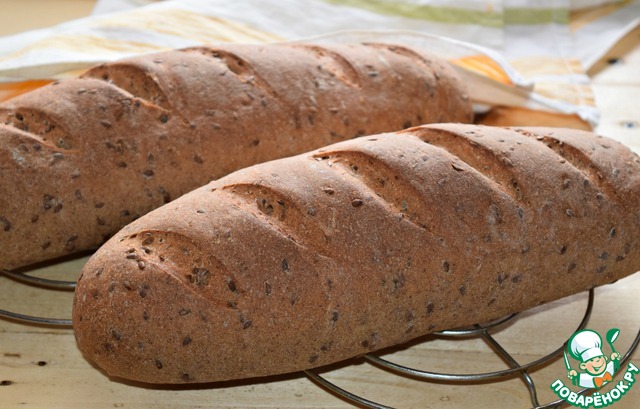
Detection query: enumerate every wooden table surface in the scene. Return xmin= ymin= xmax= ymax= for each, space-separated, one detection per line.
xmin=1 ymin=1 xmax=639 ymax=408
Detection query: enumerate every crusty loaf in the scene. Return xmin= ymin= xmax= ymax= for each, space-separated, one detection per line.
xmin=0 ymin=42 xmax=472 ymax=270
xmin=72 ymin=123 xmax=640 ymax=384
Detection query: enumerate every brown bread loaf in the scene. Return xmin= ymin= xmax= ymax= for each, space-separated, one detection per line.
xmin=0 ymin=42 xmax=472 ymax=270
xmin=72 ymin=123 xmax=640 ymax=384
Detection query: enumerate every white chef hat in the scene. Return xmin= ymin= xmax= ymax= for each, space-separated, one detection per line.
xmin=569 ymin=330 xmax=604 ymax=362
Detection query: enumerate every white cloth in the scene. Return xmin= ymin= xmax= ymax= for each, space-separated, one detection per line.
xmin=0 ymin=0 xmax=638 ymax=126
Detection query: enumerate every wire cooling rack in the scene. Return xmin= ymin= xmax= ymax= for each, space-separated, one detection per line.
xmin=304 ymin=289 xmax=640 ymax=409
xmin=2 ymin=268 xmax=639 ymax=409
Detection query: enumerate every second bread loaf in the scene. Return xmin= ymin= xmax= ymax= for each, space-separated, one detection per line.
xmin=0 ymin=42 xmax=472 ymax=269
xmin=72 ymin=124 xmax=640 ymax=384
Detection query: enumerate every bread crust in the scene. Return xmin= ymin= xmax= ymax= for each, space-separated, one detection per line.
xmin=72 ymin=124 xmax=640 ymax=384
xmin=0 ymin=43 xmax=471 ymax=269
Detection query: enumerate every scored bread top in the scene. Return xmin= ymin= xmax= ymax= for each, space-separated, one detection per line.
xmin=72 ymin=124 xmax=640 ymax=384
xmin=0 ymin=42 xmax=472 ymax=269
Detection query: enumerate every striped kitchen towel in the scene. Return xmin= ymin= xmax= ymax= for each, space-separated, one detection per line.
xmin=0 ymin=0 xmax=638 ymax=127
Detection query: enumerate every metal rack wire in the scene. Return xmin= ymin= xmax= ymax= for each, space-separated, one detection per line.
xmin=305 ymin=289 xmax=640 ymax=409
xmin=2 ymin=269 xmax=639 ymax=409
xmin=0 ymin=268 xmax=74 ymax=326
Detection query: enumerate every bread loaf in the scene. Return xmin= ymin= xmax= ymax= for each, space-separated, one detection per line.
xmin=0 ymin=42 xmax=472 ymax=270
xmin=72 ymin=123 xmax=640 ymax=384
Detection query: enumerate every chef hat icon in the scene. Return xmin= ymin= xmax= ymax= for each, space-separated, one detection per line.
xmin=569 ymin=329 xmax=604 ymax=362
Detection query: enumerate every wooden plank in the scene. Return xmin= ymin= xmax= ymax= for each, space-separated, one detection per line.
xmin=0 ymin=0 xmax=97 ymax=36
xmin=1 ymin=3 xmax=640 ymax=408
xmin=592 ymin=26 xmax=640 ymax=155
xmin=2 ymin=260 xmax=640 ymax=408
